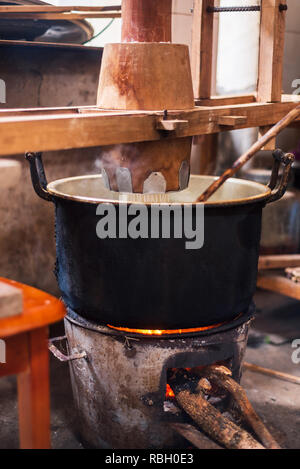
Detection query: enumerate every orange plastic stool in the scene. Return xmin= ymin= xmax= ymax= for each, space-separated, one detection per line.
xmin=0 ymin=278 xmax=65 ymax=449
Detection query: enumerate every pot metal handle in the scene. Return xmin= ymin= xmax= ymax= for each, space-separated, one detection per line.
xmin=25 ymin=152 xmax=52 ymax=202
xmin=267 ymin=149 xmax=295 ymax=204
xmin=49 ymin=336 xmax=87 ymax=362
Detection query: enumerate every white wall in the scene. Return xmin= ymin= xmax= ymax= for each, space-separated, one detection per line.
xmin=172 ymin=0 xmax=193 ymax=47
xmin=216 ymin=0 xmax=260 ymax=95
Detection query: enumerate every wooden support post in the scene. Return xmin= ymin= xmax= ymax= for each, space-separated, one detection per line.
xmin=191 ymin=1 xmax=218 ymax=174
xmin=257 ymin=0 xmax=287 ymax=103
xmin=18 ymin=327 xmax=50 ymax=449
xmin=258 ymin=0 xmax=287 ymax=148
xmin=121 ymin=0 xmax=172 ymax=43
xmin=191 ymin=0 xmax=215 ymax=100
xmin=258 ymin=125 xmax=276 ymax=150
xmin=198 ymin=133 xmax=219 ymax=175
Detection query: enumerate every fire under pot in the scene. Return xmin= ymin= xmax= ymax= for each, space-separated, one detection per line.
xmin=50 ymin=306 xmax=254 ymax=449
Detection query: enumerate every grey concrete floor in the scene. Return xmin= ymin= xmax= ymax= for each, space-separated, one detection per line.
xmin=0 ymin=289 xmax=299 ymax=449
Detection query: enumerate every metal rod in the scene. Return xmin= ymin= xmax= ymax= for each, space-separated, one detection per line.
xmin=207 ymin=5 xmax=287 ymax=13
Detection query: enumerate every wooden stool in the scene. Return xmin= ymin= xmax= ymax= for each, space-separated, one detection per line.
xmin=0 ymin=278 xmax=65 ymax=449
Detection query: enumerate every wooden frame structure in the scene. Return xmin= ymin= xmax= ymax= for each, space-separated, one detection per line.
xmin=190 ymin=0 xmax=289 ymax=169
xmin=0 ymin=94 xmax=299 ymax=156
xmin=191 ymin=0 xmax=287 ymax=105
xmin=0 ymin=0 xmax=296 ymax=159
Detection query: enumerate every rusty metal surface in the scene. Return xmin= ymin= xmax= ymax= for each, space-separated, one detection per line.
xmin=64 ymin=313 xmax=251 ymax=449
xmin=66 ymin=306 xmax=254 ymax=340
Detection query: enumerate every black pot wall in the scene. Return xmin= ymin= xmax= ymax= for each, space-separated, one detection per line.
xmin=54 ymin=197 xmax=263 ymax=330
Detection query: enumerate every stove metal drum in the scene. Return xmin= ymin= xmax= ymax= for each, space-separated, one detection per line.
xmin=26 ymin=151 xmax=292 ymax=330
xmin=61 ymin=306 xmax=253 ymax=449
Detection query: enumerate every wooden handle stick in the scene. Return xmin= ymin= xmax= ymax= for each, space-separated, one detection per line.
xmin=244 ymin=362 xmax=300 ymax=386
xmin=196 ymin=104 xmax=300 ymax=203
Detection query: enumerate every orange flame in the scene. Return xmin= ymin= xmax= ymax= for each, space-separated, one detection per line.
xmin=107 ymin=322 xmax=225 ymax=336
xmin=166 ymin=384 xmax=175 ymax=399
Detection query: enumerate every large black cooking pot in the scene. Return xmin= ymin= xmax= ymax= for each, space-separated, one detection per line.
xmin=26 ymin=151 xmax=293 ymax=330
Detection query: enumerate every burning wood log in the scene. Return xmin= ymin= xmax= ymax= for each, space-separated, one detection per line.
xmin=168 ymin=369 xmax=265 ymax=450
xmin=169 ymin=423 xmax=222 ymax=450
xmin=199 ymin=365 xmax=280 ymax=449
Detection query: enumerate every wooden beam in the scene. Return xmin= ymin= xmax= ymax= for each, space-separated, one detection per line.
xmin=0 ymin=98 xmax=300 ymax=156
xmin=0 ymin=12 xmax=121 ymax=20
xmin=217 ymin=115 xmax=247 ymax=126
xmin=259 ymin=255 xmax=300 ymax=271
xmin=196 ymin=94 xmax=256 ymax=107
xmin=191 ymin=0 xmax=215 ymax=100
xmin=0 ymin=95 xmax=256 ymax=116
xmin=257 ymin=0 xmax=287 ymax=103
xmin=0 ymin=39 xmax=99 ymax=51
xmin=0 ymin=5 xmax=121 ymax=13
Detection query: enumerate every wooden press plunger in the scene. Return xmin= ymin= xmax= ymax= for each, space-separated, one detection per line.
xmin=97 ymin=0 xmax=195 ymax=194
xmin=121 ymin=0 xmax=172 ymax=43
